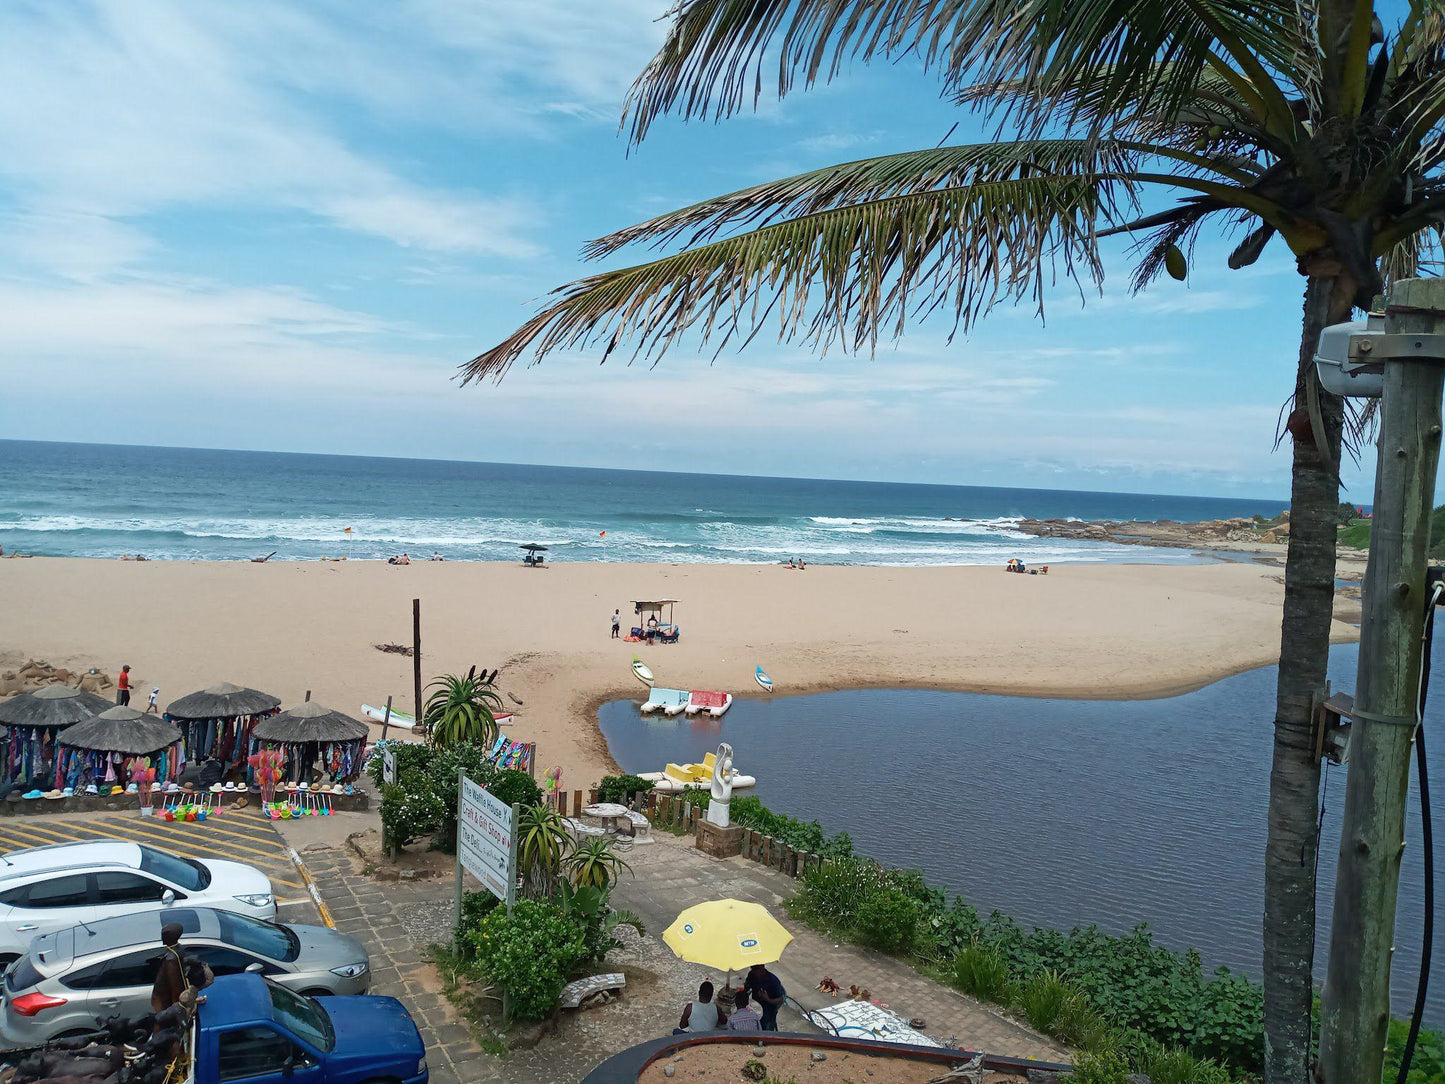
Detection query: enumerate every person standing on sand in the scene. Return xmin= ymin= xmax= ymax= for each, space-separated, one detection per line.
xmin=117 ymin=665 xmax=133 ymax=706
xmin=147 ymin=687 xmax=160 ymax=713
xmin=611 ymin=609 xmax=621 ymax=639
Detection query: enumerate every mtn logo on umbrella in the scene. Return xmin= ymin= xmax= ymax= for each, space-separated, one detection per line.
xmin=739 ymin=937 xmax=759 ymax=949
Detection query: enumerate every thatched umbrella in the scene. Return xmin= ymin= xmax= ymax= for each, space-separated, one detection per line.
xmin=252 ymin=702 xmax=369 ymax=784
xmin=0 ymin=685 xmax=114 ymax=730
xmin=59 ymin=706 xmax=182 ymax=756
xmin=165 ymin=682 xmax=280 ymax=720
xmin=252 ymin=701 xmax=368 ymax=744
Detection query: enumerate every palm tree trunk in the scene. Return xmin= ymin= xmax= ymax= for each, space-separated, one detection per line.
xmin=1263 ymin=274 xmax=1352 ymax=1082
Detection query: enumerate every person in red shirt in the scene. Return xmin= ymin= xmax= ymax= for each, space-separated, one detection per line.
xmin=118 ymin=664 xmax=133 ymax=706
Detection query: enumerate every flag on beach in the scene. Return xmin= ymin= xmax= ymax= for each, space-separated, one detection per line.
xmin=343 ymin=526 xmax=352 ymax=534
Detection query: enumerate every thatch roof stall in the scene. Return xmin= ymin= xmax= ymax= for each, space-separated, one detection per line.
xmin=0 ymin=686 xmax=115 ymax=787
xmin=56 ymin=706 xmax=185 ymax=787
xmin=0 ymin=685 xmax=114 ymax=730
xmin=164 ymin=681 xmax=281 ymax=767
xmin=166 ymin=682 xmax=280 ymax=720
xmin=59 ymin=706 xmax=183 ymax=755
xmin=251 ymin=701 xmax=369 ymax=783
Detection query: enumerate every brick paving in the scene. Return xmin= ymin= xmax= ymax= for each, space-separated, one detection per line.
xmin=301 ymin=830 xmax=1065 ymax=1083
xmin=613 ymin=833 xmax=1069 ymax=1063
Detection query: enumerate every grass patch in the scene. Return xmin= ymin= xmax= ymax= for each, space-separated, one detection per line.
xmin=425 ymin=944 xmax=508 ymax=1056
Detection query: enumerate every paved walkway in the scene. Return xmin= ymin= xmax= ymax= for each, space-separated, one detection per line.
xmin=613 ymin=833 xmax=1068 ymax=1063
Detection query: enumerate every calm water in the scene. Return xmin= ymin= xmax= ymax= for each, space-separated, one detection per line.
xmin=0 ymin=440 xmax=1289 ymax=565
xmin=599 ymin=639 xmax=1445 ymax=1025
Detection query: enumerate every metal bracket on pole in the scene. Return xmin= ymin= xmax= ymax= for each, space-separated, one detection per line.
xmin=1349 ymin=333 xmax=1445 ymax=363
xmin=1314 ymin=688 xmax=1354 ymax=764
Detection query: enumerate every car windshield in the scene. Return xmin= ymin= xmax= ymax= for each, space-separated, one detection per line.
xmin=4 ymin=955 xmax=41 ymax=992
xmin=137 ymin=846 xmax=210 ymax=891
xmin=216 ymin=911 xmax=298 ymax=962
xmin=268 ymin=980 xmax=334 ymax=1051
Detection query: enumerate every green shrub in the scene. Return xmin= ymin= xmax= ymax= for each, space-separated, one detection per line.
xmin=1133 ymin=1039 xmax=1232 ymax=1084
xmin=1053 ymin=995 xmax=1115 ymax=1053
xmin=489 ymin=768 xmax=543 ymax=810
xmin=856 ymin=886 xmax=920 ymax=954
xmin=596 ymin=775 xmax=653 ymax=803
xmin=788 ymin=856 xmax=887 ymax=931
xmin=453 ymin=890 xmax=500 ymax=958
xmin=1070 ymin=1049 xmax=1131 ymax=1084
xmin=1384 ymin=1017 xmax=1445 ymax=1084
xmin=951 ymin=943 xmax=1011 ymax=1001
xmin=469 ymin=898 xmax=586 ymax=1022
xmin=729 ymin=795 xmax=852 ymax=857
xmin=1015 ymin=969 xmax=1071 ymax=1035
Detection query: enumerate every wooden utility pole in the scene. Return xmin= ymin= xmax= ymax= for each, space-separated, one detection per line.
xmin=412 ymin=598 xmax=423 ymax=727
xmin=1321 ymin=278 xmax=1445 ymax=1083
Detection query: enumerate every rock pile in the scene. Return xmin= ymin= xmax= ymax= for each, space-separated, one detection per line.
xmin=0 ymin=659 xmax=114 ymax=697
xmin=1017 ymin=514 xmax=1289 ymax=549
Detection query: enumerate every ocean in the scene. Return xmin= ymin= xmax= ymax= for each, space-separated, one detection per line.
xmin=0 ymin=441 xmax=1288 ymax=564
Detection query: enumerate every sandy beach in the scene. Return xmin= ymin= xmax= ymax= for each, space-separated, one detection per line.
xmin=0 ymin=557 xmax=1359 ymax=789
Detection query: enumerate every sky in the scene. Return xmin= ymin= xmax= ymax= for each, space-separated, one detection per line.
xmin=0 ymin=0 xmax=1386 ymax=503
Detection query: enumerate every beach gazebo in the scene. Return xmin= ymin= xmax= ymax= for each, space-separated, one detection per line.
xmin=0 ymin=685 xmax=114 ymax=788
xmin=165 ymin=681 xmax=280 ymax=773
xmin=251 ymin=701 xmax=369 ymax=784
xmin=56 ymin=705 xmax=184 ymax=789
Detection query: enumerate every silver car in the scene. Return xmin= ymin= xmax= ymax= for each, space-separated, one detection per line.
xmin=1 ymin=907 xmax=369 ymax=1045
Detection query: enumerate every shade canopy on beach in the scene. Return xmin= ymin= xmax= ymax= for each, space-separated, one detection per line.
xmin=0 ymin=685 xmax=115 ymax=730
xmin=520 ymin=543 xmax=548 ymax=552
xmin=252 ymin=701 xmax=368 ymax=744
xmin=59 ymin=706 xmax=183 ymax=755
xmin=166 ymin=681 xmax=280 ymax=720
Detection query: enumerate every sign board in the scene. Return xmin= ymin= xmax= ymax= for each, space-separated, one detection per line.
xmin=457 ymin=773 xmax=516 ymax=906
xmin=382 ymin=748 xmax=396 ymax=784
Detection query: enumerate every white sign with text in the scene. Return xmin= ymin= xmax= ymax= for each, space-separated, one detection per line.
xmin=458 ymin=774 xmax=516 ymax=905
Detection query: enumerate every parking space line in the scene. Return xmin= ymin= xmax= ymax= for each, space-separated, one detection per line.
xmin=0 ymin=821 xmax=88 ymax=849
xmin=11 ymin=818 xmax=305 ymax=891
xmin=95 ymin=817 xmax=301 ymax=865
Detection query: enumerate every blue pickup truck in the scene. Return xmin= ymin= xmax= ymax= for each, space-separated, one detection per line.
xmin=187 ymin=974 xmax=427 ymax=1084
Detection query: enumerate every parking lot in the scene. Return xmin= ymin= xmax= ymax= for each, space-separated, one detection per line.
xmin=0 ymin=812 xmax=328 ymax=926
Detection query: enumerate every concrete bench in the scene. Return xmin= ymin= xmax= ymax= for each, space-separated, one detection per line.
xmin=559 ymin=972 xmax=625 ymax=1010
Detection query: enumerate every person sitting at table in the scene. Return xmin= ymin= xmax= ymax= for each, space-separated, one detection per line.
xmin=675 ymin=981 xmax=726 ymax=1033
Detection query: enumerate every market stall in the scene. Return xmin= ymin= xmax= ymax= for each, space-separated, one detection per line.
xmin=55 ymin=705 xmax=184 ymax=792
xmin=0 ymin=685 xmax=114 ymax=788
xmin=251 ymin=701 xmax=368 ymax=784
xmin=165 ymin=681 xmax=281 ymax=773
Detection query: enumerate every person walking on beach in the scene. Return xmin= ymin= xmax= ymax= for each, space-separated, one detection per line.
xmin=117 ymin=664 xmax=133 ymax=706
xmin=611 ymin=609 xmax=621 ymax=638
xmin=744 ymin=963 xmax=786 ymax=1031
xmin=147 ymin=687 xmax=160 ymax=713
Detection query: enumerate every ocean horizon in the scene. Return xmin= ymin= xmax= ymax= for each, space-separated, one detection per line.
xmin=0 ymin=439 xmax=1291 ymax=565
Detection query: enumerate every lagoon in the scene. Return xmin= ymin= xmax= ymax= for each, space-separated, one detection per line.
xmin=599 ymin=638 xmax=1445 ymax=1025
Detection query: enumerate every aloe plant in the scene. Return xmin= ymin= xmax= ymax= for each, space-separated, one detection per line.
xmin=423 ymin=673 xmax=502 ymax=749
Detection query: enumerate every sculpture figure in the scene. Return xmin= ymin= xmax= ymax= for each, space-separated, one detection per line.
xmin=705 ymin=741 xmax=734 ymax=827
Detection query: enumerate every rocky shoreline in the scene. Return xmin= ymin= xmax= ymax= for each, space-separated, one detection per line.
xmin=1017 ymin=515 xmax=1289 ymax=550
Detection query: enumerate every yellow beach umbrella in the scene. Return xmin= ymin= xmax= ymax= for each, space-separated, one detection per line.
xmin=663 ymin=899 xmax=793 ymax=972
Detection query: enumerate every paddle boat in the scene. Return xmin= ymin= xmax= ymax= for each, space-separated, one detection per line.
xmin=685 ymin=689 xmax=733 ymax=717
xmin=362 ymin=703 xmax=514 ymax=729
xmin=641 ymin=687 xmax=690 ymax=715
xmin=631 ymin=655 xmax=655 ymax=686
xmin=640 ymin=751 xmax=755 ymax=792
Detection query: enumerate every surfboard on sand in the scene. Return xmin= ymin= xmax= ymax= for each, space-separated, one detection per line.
xmin=632 ymin=655 xmax=655 ymax=687
xmin=362 ymin=704 xmax=513 ymax=729
xmin=755 ymin=666 xmax=774 ymax=693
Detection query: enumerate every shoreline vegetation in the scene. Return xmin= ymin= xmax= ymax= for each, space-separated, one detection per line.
xmin=637 ymin=782 xmax=1442 ymax=1083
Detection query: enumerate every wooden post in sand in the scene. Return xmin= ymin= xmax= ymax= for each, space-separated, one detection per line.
xmin=412 ymin=599 xmax=422 ymax=726
xmin=1321 ymin=278 xmax=1445 ymax=1084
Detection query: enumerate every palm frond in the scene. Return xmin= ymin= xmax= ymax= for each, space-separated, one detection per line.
xmin=462 ymin=175 xmax=1132 ymax=383
xmin=590 ymin=140 xmax=1142 ymax=258
xmin=624 ymin=0 xmax=1305 ymax=145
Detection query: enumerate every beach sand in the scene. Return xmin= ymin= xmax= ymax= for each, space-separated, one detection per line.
xmin=0 ymin=557 xmax=1359 ymax=790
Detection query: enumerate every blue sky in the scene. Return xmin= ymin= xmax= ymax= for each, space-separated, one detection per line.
xmin=0 ymin=1 xmax=1382 ymax=504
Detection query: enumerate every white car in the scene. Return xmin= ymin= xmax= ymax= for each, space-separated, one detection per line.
xmin=0 ymin=841 xmax=275 ymax=966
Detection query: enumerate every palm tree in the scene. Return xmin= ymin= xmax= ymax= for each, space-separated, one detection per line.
xmin=464 ymin=5 xmax=1445 ymax=1079
xmin=422 ymin=673 xmax=502 ymax=749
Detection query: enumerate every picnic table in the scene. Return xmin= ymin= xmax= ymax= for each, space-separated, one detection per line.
xmin=583 ymin=802 xmax=631 ymax=834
